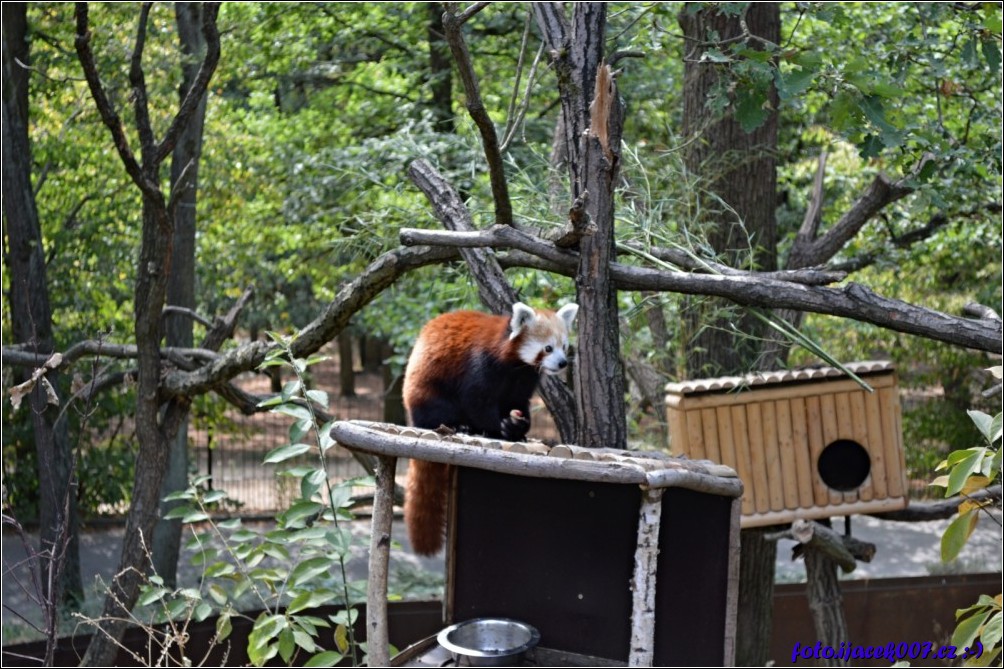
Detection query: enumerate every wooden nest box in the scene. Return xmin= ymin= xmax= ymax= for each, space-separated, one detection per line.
xmin=331 ymin=420 xmax=743 ymax=667
xmin=665 ymin=360 xmax=908 ymax=528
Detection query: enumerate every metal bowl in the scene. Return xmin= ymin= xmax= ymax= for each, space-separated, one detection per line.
xmin=437 ymin=618 xmax=541 ymax=667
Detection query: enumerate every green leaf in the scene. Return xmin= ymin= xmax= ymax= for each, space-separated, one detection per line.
xmin=941 ymin=509 xmax=979 ymax=562
xmin=182 ymin=510 xmax=210 ymax=524
xmin=278 ymin=627 xmax=296 ymax=664
xmin=205 ymin=561 xmax=237 ymax=578
xmin=968 ymin=410 xmax=996 ymax=443
xmin=216 ymin=613 xmax=233 ymax=641
xmin=330 ymin=608 xmax=359 ymax=627
xmin=301 ymin=468 xmax=327 ymax=500
xmin=281 ymin=499 xmax=325 ymax=526
xmin=293 ymin=628 xmax=320 ymax=653
xmin=858 ymin=133 xmax=884 ymax=158
xmin=953 ymin=602 xmax=992 ymax=649
xmin=304 ymin=651 xmax=343 ymax=667
xmin=734 ymin=88 xmax=770 ymax=133
xmin=982 ymin=38 xmax=1002 ymax=70
xmin=162 ymin=504 xmax=196 ymax=520
xmin=282 ymin=379 xmax=303 ymax=401
xmin=306 ymin=389 xmax=329 ymax=410
xmin=275 ymin=404 xmax=313 ymax=421
xmin=194 ymin=601 xmax=214 ymax=622
xmin=701 ymin=47 xmax=730 ymax=63
xmin=256 ymin=395 xmax=284 ymax=408
xmin=983 ymin=609 xmax=1003 ymax=650
xmin=138 ymin=586 xmax=168 ymax=607
xmin=264 ymin=443 xmax=312 ymax=464
xmin=947 ymin=448 xmax=987 ymax=497
xmin=208 ymin=583 xmax=229 ymax=606
xmin=288 ymin=589 xmax=337 ymax=614
xmin=775 ymin=66 xmax=815 ymax=101
xmin=290 ymin=556 xmax=336 ymax=587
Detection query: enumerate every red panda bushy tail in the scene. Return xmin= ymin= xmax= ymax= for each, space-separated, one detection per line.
xmin=403 ymin=459 xmax=449 ymax=556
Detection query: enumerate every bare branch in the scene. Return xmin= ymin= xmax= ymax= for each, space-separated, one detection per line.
xmin=795 ymin=150 xmax=827 ymax=243
xmin=398 ymin=224 xmax=1003 ymax=353
xmin=73 ymin=2 xmax=157 ymax=200
xmin=129 ymin=3 xmax=155 ymax=157
xmin=870 ymin=485 xmax=1001 ymax=522
xmin=442 ymin=4 xmax=512 ymax=226
xmin=162 ymin=305 xmax=212 ymax=328
xmin=454 ymin=1 xmax=490 ymax=25
xmin=153 ymin=3 xmax=221 ymax=164
xmin=787 ymin=155 xmax=933 ymax=269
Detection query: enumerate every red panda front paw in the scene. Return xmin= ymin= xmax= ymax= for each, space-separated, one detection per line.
xmin=500 ymin=409 xmax=531 ymax=442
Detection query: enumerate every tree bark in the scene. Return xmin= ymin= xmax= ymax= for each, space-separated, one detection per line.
xmin=2 ymin=1 xmax=83 ymax=606
xmin=425 ymin=3 xmax=454 ymax=132
xmin=153 ymin=1 xmax=209 ymax=588
xmin=74 ymin=3 xmax=221 ymax=664
xmin=536 ymin=2 xmax=628 ymax=449
xmin=678 ymin=4 xmax=781 ymax=665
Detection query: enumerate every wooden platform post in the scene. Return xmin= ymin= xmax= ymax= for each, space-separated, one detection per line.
xmin=366 ymin=455 xmax=397 ymax=667
xmin=628 ymin=487 xmax=664 ymax=667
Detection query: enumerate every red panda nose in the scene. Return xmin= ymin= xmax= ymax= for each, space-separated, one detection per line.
xmin=558 ymin=359 xmax=567 ymax=369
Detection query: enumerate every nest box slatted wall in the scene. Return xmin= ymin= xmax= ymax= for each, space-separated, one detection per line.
xmin=665 ymin=361 xmax=907 ymax=528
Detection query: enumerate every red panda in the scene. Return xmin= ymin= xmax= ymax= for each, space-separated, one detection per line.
xmin=402 ymin=301 xmax=578 ymax=555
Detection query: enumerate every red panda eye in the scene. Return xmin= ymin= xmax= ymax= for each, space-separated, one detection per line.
xmin=545 ymin=345 xmax=553 ymax=353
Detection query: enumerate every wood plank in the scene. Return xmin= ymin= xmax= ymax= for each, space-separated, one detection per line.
xmin=789 ymin=397 xmax=815 ymax=509
xmin=667 ymin=406 xmax=688 ymax=456
xmin=819 ymin=393 xmax=842 ymax=505
xmin=805 ymin=395 xmax=829 ymax=507
xmin=850 ymin=391 xmax=873 ymax=502
xmin=761 ymin=401 xmax=784 ymax=512
xmin=716 ymin=406 xmax=738 ymax=473
xmin=686 ymin=409 xmax=706 ymax=461
xmin=702 ymin=407 xmax=721 ymax=464
xmin=879 ymin=387 xmax=906 ymax=497
xmin=864 ymin=389 xmax=888 ymax=499
xmin=662 ymin=374 xmax=895 ymax=410
xmin=775 ymin=400 xmax=799 ymax=510
xmin=730 ymin=405 xmax=756 ymax=516
xmin=746 ymin=403 xmax=771 ymax=514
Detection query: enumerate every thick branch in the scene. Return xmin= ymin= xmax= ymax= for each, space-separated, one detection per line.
xmin=442 ymin=5 xmax=512 ymax=227
xmin=73 ymin=3 xmax=156 ymax=200
xmin=154 ymin=3 xmax=221 ymax=164
xmin=161 ymin=244 xmax=458 ymax=399
xmin=129 ymin=3 xmax=155 ymax=156
xmin=870 ymin=485 xmax=1002 ymax=522
xmin=399 ymin=224 xmax=1003 ymax=353
xmin=787 ymin=165 xmax=923 ymax=269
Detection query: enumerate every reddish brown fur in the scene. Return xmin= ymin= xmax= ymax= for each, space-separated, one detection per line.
xmin=401 ymin=308 xmax=565 ymax=555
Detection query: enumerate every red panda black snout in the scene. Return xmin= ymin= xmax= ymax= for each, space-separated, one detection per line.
xmin=401 ymin=301 xmax=578 ymax=554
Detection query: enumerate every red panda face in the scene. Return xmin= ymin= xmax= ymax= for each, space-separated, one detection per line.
xmin=509 ymin=302 xmax=578 ymax=375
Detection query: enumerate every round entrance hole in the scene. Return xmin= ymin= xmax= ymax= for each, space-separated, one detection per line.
xmin=817 ymin=439 xmax=871 ymax=491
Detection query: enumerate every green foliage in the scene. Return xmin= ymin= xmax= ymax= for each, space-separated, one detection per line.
xmin=930 ymin=373 xmax=1002 ymax=667
xmin=141 ymin=333 xmax=385 ymax=666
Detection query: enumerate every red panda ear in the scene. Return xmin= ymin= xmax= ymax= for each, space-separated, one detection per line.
xmin=557 ymin=303 xmax=579 ymax=331
xmin=510 ymin=302 xmax=536 ymax=339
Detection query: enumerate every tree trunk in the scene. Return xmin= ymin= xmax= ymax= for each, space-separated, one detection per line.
xmin=425 ymin=2 xmax=454 ymax=132
xmin=680 ymin=3 xmax=780 ymax=378
xmin=339 ymin=330 xmax=356 ymax=396
xmin=805 ymin=542 xmax=850 ymax=667
xmin=678 ymin=4 xmax=781 ymax=665
xmin=2 ymin=1 xmax=83 ymax=606
xmin=535 ymin=2 xmax=627 ymax=449
xmin=152 ymin=2 xmax=209 ymax=588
